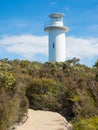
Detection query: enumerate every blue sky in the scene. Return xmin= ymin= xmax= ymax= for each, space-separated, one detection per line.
xmin=0 ymin=0 xmax=98 ymax=67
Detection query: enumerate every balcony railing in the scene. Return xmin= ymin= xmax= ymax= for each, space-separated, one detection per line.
xmin=44 ymin=21 xmax=63 ymax=29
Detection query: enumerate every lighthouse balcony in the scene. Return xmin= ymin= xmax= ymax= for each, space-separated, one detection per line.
xmin=44 ymin=21 xmax=69 ymax=32
xmin=44 ymin=21 xmax=63 ymax=29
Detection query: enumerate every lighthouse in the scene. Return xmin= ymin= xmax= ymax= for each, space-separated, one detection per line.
xmin=44 ymin=13 xmax=69 ymax=62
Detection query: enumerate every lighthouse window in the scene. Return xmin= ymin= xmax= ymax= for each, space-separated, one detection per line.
xmin=53 ymin=43 xmax=55 ymax=48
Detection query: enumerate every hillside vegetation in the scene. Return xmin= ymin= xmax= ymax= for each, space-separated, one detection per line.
xmin=0 ymin=58 xmax=98 ymax=130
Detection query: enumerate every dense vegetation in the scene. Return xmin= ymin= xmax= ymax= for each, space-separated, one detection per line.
xmin=0 ymin=58 xmax=98 ymax=130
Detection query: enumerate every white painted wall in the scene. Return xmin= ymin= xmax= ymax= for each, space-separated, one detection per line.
xmin=48 ymin=29 xmax=66 ymax=62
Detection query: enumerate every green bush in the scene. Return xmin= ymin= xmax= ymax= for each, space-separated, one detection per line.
xmin=73 ymin=117 xmax=98 ymax=130
xmin=26 ymin=78 xmax=64 ymax=111
xmin=0 ymin=59 xmax=98 ymax=129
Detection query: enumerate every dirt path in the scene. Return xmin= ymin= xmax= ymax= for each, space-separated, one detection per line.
xmin=15 ymin=109 xmax=72 ymax=130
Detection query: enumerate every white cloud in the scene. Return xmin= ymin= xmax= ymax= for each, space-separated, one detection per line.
xmin=0 ymin=35 xmax=48 ymax=59
xmin=0 ymin=34 xmax=98 ymax=63
xmin=66 ymin=36 xmax=98 ymax=59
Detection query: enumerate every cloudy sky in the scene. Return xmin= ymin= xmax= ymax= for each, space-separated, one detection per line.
xmin=0 ymin=0 xmax=98 ymax=66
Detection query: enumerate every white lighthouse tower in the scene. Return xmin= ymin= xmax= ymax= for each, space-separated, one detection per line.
xmin=44 ymin=13 xmax=69 ymax=62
